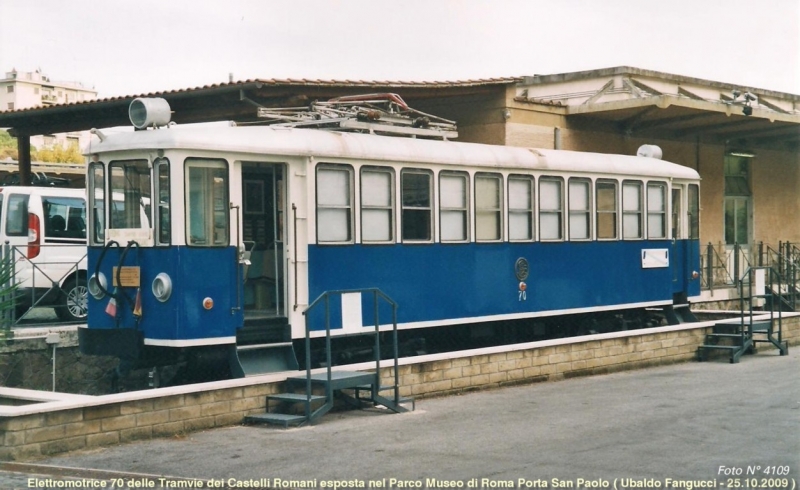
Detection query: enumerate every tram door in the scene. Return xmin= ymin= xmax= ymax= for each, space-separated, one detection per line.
xmin=241 ymin=163 xmax=286 ymax=318
xmin=671 ymin=186 xmax=684 ymax=287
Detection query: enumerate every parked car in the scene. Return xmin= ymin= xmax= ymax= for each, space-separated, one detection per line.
xmin=0 ymin=185 xmax=87 ymax=322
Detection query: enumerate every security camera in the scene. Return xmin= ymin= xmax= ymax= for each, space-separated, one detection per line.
xmin=732 ymin=90 xmax=741 ymax=98
xmin=742 ymin=105 xmax=753 ymax=116
xmin=744 ymin=92 xmax=756 ymax=102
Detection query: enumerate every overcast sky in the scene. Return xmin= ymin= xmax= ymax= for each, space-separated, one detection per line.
xmin=0 ymin=0 xmax=798 ymax=98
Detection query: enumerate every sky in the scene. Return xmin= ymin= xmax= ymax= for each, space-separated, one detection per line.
xmin=0 ymin=0 xmax=798 ymax=99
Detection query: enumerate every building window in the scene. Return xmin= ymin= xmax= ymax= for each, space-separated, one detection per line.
xmin=6 ymin=103 xmax=13 ymax=111
xmin=6 ymin=86 xmax=13 ymax=93
xmin=361 ymin=167 xmax=394 ymax=243
xmin=508 ymin=176 xmax=534 ymax=241
xmin=596 ymin=180 xmax=618 ymax=240
xmin=568 ymin=178 xmax=591 ymax=240
xmin=475 ymin=173 xmax=502 ymax=241
xmin=539 ymin=178 xmax=563 ymax=241
xmin=440 ymin=172 xmax=468 ymax=242
xmin=647 ymin=182 xmax=667 ymax=239
xmin=724 ymin=156 xmax=751 ymax=246
xmin=401 ymin=170 xmax=432 ymax=242
xmin=622 ymin=181 xmax=643 ymax=239
xmin=316 ymin=165 xmax=353 ymax=243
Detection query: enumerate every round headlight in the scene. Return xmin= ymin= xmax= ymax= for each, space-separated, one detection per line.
xmin=88 ymin=273 xmax=107 ymax=300
xmin=152 ymin=273 xmax=172 ymax=302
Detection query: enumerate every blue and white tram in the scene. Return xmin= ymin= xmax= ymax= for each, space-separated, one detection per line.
xmin=79 ymin=99 xmax=700 ymax=378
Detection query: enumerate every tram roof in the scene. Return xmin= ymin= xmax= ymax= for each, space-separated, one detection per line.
xmin=88 ymin=125 xmax=700 ymax=180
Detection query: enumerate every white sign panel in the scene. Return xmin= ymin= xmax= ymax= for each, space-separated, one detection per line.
xmin=641 ymin=249 xmax=669 ymax=269
xmin=341 ymin=292 xmax=363 ymax=333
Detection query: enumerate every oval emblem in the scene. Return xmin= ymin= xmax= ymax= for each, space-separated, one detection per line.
xmin=514 ymin=257 xmax=529 ymax=281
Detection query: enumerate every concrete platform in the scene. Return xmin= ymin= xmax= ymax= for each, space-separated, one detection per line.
xmin=1 ymin=349 xmax=798 ymax=488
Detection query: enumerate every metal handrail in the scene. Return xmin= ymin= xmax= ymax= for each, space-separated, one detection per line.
xmin=302 ymin=288 xmax=400 ymax=419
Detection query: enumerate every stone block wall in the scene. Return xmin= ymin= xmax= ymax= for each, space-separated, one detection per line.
xmin=2 ymin=317 xmax=798 ymax=461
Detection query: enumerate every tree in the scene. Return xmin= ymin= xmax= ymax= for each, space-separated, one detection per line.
xmin=0 ymin=130 xmax=18 ymax=161
xmin=0 ymin=130 xmax=84 ymax=164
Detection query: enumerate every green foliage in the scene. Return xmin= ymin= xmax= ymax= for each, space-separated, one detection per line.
xmin=0 ymin=130 xmax=84 ymax=164
xmin=32 ymin=143 xmax=84 ymax=164
xmin=0 ymin=130 xmax=18 ymax=161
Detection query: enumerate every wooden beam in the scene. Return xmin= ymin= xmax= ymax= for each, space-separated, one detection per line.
xmin=16 ymin=135 xmax=31 ymax=186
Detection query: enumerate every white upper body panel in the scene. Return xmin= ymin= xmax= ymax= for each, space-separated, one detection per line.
xmin=86 ymin=126 xmax=700 ymax=181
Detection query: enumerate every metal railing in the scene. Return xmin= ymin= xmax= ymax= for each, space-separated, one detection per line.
xmin=703 ymin=241 xmax=800 ymax=311
xmin=4 ymin=242 xmax=87 ymax=326
xmin=302 ymin=288 xmax=400 ymax=418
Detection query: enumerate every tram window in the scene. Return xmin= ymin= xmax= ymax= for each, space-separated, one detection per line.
xmin=109 ymin=159 xmax=151 ymax=230
xmin=596 ymin=180 xmax=617 ymax=240
xmin=671 ymin=186 xmax=683 ymax=239
xmin=185 ymin=158 xmax=229 ymax=247
xmin=401 ymin=170 xmax=432 ymax=242
xmin=539 ymin=178 xmax=563 ymax=241
xmin=647 ymin=182 xmax=667 ymax=239
xmin=475 ymin=173 xmax=502 ymax=241
xmin=688 ymin=184 xmax=700 ymax=239
xmin=440 ymin=172 xmax=468 ymax=242
xmin=568 ymin=178 xmax=591 ymax=240
xmin=508 ymin=176 xmax=534 ymax=241
xmin=622 ymin=181 xmax=643 ymax=239
xmin=89 ymin=163 xmax=105 ymax=244
xmin=155 ymin=158 xmax=170 ymax=245
xmin=360 ymin=167 xmax=394 ymax=243
xmin=316 ymin=166 xmax=353 ymax=243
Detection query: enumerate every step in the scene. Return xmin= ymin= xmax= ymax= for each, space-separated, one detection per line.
xmin=700 ymin=344 xmax=741 ymax=350
xmin=245 ymin=412 xmax=307 ymax=428
xmin=287 ymin=371 xmax=377 ymax=390
xmin=234 ymin=342 xmax=299 ymax=376
xmin=706 ymin=333 xmax=748 ymax=339
xmin=353 ymin=384 xmax=397 ymax=392
xmin=268 ymin=393 xmax=327 ymax=403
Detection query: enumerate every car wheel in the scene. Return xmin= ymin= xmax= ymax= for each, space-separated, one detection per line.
xmin=57 ymin=278 xmax=88 ymax=322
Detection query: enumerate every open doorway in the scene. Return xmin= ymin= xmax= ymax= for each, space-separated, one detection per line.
xmin=241 ymin=163 xmax=285 ymax=319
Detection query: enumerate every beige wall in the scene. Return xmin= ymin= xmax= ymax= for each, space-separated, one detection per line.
xmin=494 ymin=96 xmax=799 ymax=249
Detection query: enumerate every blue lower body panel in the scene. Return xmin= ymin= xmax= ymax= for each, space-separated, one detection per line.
xmin=307 ymin=240 xmax=700 ymax=332
xmin=85 ymin=246 xmax=241 ymax=347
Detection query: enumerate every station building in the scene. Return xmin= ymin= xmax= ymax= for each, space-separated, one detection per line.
xmin=0 ymin=69 xmax=97 ymax=150
xmin=0 ymin=65 xmax=797 ymax=305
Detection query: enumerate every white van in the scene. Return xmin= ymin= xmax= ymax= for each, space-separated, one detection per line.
xmin=0 ymin=186 xmax=88 ymax=322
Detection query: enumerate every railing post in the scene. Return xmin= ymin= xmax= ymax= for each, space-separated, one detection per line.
xmin=373 ymin=289 xmax=380 ymax=396
xmin=325 ymin=294 xmax=332 ymax=406
xmin=706 ymin=243 xmax=714 ymax=291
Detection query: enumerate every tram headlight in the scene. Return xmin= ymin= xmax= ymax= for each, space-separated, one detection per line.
xmin=88 ymin=273 xmax=108 ymax=300
xmin=152 ymin=273 xmax=173 ymax=302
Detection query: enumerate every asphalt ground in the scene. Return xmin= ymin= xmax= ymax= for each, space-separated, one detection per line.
xmin=2 ymin=348 xmax=798 ymax=490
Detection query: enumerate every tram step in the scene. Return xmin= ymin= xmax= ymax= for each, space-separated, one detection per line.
xmin=245 ymin=412 xmax=307 ymax=428
xmin=233 ymin=342 xmax=299 ymax=377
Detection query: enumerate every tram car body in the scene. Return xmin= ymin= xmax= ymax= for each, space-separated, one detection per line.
xmin=79 ymin=99 xmax=700 ymax=377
